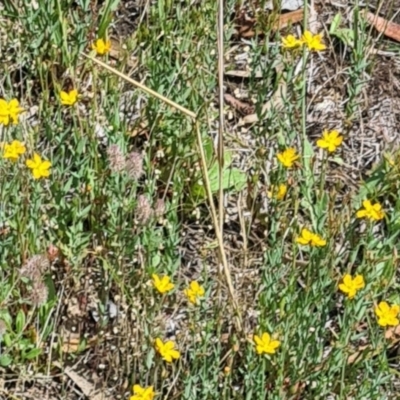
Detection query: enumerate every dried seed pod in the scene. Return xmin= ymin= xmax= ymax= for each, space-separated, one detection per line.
xmin=154 ymin=198 xmax=165 ymax=218
xmin=29 ymin=280 xmax=49 ymax=307
xmin=20 ymin=254 xmax=50 ymax=280
xmin=125 ymin=151 xmax=144 ymax=180
xmin=136 ymin=195 xmax=152 ymax=225
xmin=107 ymin=144 xmax=125 ymax=173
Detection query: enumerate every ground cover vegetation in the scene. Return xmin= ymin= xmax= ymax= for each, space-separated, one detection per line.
xmin=1 ymin=0 xmax=400 ymax=398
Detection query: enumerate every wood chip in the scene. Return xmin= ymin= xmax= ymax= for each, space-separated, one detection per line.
xmin=364 ymin=11 xmax=400 ymax=42
xmin=272 ymin=9 xmax=304 ymax=31
xmin=224 ymin=94 xmax=255 ymax=115
xmin=224 ymin=70 xmax=263 ymax=78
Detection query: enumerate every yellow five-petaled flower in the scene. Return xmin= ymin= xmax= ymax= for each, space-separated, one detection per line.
xmin=281 ymin=34 xmax=302 ymax=49
xmin=356 ymin=200 xmax=385 ymax=221
xmin=338 ymin=274 xmax=365 ymax=299
xmin=92 ymin=38 xmax=111 ymax=55
xmin=301 ymin=30 xmax=326 ymax=51
xmin=26 ymin=153 xmax=52 ymax=179
xmin=184 ymin=281 xmax=205 ymax=304
xmin=60 ymin=89 xmax=78 ymax=106
xmin=282 ymin=31 xmax=326 ymax=52
xmin=154 ymin=338 xmax=180 ymax=362
xmin=317 ymin=130 xmax=343 ymax=153
xmin=2 ymin=140 xmax=26 ymax=162
xmin=130 ymin=384 xmax=155 ymax=400
xmin=267 ymin=184 xmax=287 ymax=200
xmin=152 ymin=274 xmax=174 ymax=294
xmin=254 ymin=332 xmax=280 ymax=355
xmin=0 ymin=98 xmax=24 ymax=126
xmin=375 ymin=301 xmax=400 ymax=327
xmin=296 ymin=228 xmax=326 ymax=247
xmin=276 ymin=148 xmax=299 ymax=168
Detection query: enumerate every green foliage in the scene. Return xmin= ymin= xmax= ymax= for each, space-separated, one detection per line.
xmin=329 ymin=13 xmax=355 ymax=47
xmin=191 ymin=139 xmax=247 ymax=201
xmin=0 ymin=0 xmax=399 ymax=398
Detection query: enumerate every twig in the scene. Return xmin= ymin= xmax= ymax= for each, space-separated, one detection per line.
xmin=217 ymin=0 xmax=224 ymax=248
xmin=217 ymin=1 xmax=243 ymax=331
xmin=81 ymin=53 xmax=196 ymax=119
xmin=195 ymin=122 xmax=242 ymax=331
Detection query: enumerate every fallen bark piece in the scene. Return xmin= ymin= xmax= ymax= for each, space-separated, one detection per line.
xmin=224 ymin=94 xmax=255 ymax=115
xmin=273 ymin=9 xmax=304 ymax=31
xmin=364 ymin=11 xmax=400 ymax=42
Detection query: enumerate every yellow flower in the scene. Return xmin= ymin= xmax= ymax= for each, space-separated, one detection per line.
xmin=253 ymin=332 xmax=280 ymax=355
xmin=356 ymin=200 xmax=385 ymax=221
xmin=0 ymin=99 xmax=9 ymax=125
xmin=301 ymin=30 xmax=326 ymax=51
xmin=375 ymin=301 xmax=400 ymax=327
xmin=60 ymin=89 xmax=78 ymax=106
xmin=26 ymin=153 xmax=52 ymax=179
xmin=0 ymin=98 xmax=24 ymax=125
xmin=2 ymin=140 xmax=26 ymax=162
xmin=152 ymin=274 xmax=174 ymax=294
xmin=276 ymin=148 xmax=299 ymax=168
xmin=282 ymin=34 xmax=302 ymax=49
xmin=130 ymin=384 xmax=155 ymax=400
xmin=338 ymin=274 xmax=365 ymax=299
xmin=316 ymin=130 xmax=343 ymax=153
xmin=8 ymin=99 xmax=24 ymax=124
xmin=92 ymin=38 xmax=111 ymax=55
xmin=184 ymin=281 xmax=205 ymax=304
xmin=267 ymin=184 xmax=287 ymax=200
xmin=296 ymin=228 xmax=326 ymax=247
xmin=154 ymin=338 xmax=180 ymax=362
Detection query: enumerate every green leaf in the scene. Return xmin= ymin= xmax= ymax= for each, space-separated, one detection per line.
xmin=223 ymin=151 xmax=233 ymax=169
xmin=226 ymin=168 xmax=247 ymax=191
xmin=0 ymin=355 xmax=12 ymax=367
xmin=203 ymin=138 xmax=214 ymax=165
xmin=22 ymin=348 xmax=42 ymax=360
xmin=0 ymin=311 xmax=12 ymax=328
xmin=329 ymin=13 xmax=342 ymax=34
xmin=44 ymin=275 xmax=56 ymax=302
xmin=15 ymin=310 xmax=25 ymax=334
xmin=3 ymin=334 xmax=12 ymax=348
xmin=329 ymin=13 xmax=355 ymax=47
xmin=151 ymin=253 xmax=161 ymax=268
xmin=98 ymin=0 xmax=120 ymax=38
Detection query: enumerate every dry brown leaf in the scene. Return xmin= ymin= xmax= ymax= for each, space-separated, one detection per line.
xmin=62 ymin=337 xmax=81 ymax=353
xmin=53 ymin=362 xmax=109 ymax=400
xmin=364 ymin=11 xmax=400 ymax=42
xmin=347 ymin=344 xmax=370 ymax=365
xmin=61 ymin=327 xmax=98 ymax=353
xmin=347 ymin=336 xmax=400 ymax=364
xmin=224 ymin=94 xmax=255 ymax=115
xmin=384 ymin=325 xmax=400 ymax=339
xmin=109 ymin=38 xmax=138 ymax=69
